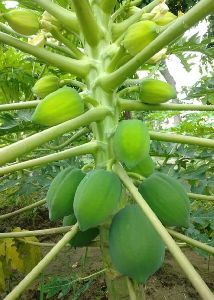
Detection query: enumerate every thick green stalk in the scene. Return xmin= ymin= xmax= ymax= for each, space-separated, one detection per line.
xmin=113 ymin=163 xmax=214 ymax=300
xmin=0 ymin=199 xmax=46 ymax=220
xmin=0 ymin=107 xmax=110 ymax=166
xmin=72 ymin=0 xmax=102 ymax=47
xmin=167 ymin=229 xmax=214 ymax=256
xmin=33 ymin=0 xmax=79 ymax=34
xmin=149 ymin=131 xmax=214 ymax=148
xmin=4 ymin=225 xmax=78 ymax=300
xmin=0 ymin=142 xmax=99 ymax=175
xmin=0 ymin=32 xmax=90 ymax=78
xmin=100 ymin=0 xmax=214 ymax=90
xmin=188 ymin=193 xmax=214 ymax=201
xmin=0 ymin=101 xmax=39 ymax=112
xmin=120 ymin=100 xmax=214 ymax=111
xmin=46 ymin=41 xmax=74 ymax=57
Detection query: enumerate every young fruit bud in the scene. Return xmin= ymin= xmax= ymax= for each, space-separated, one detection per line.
xmin=123 ymin=20 xmax=159 ymax=56
xmin=139 ymin=79 xmax=176 ymax=104
xmin=31 ymin=86 xmax=84 ymax=126
xmin=41 ymin=11 xmax=62 ymax=30
xmin=32 ymin=75 xmax=60 ymax=99
xmin=113 ymin=120 xmax=150 ymax=169
xmin=128 ymin=155 xmax=155 ymax=178
xmin=153 ymin=11 xmax=177 ymax=26
xmin=3 ymin=9 xmax=40 ymax=36
xmin=147 ymin=48 xmax=167 ymax=64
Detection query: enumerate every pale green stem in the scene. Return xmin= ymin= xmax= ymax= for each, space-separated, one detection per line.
xmin=46 ymin=41 xmax=74 ymax=57
xmin=4 ymin=224 xmax=79 ymax=300
xmin=188 ymin=193 xmax=214 ymax=202
xmin=0 ymin=101 xmax=39 ymax=112
xmin=18 ymin=239 xmax=65 ymax=247
xmin=60 ymin=79 xmax=87 ymax=90
xmin=49 ymin=26 xmax=84 ymax=59
xmin=149 ymin=131 xmax=214 ymax=148
xmin=100 ymin=0 xmax=117 ymax=14
xmin=0 ymin=199 xmax=46 ymax=220
xmin=113 ymin=163 xmax=214 ymax=300
xmin=0 ymin=141 xmax=99 ymax=175
xmin=0 ymin=107 xmax=110 ymax=166
xmin=72 ymin=0 xmax=102 ymax=47
xmin=33 ymin=0 xmax=79 ymax=34
xmin=0 ymin=32 xmax=90 ymax=78
xmin=120 ymin=100 xmax=214 ymax=112
xmin=0 ymin=226 xmax=73 ymax=238
xmin=0 ymin=22 xmax=26 ymax=38
xmin=100 ymin=0 xmax=214 ymax=90
xmin=167 ymin=229 xmax=214 ymax=256
xmin=47 ymin=127 xmax=89 ymax=150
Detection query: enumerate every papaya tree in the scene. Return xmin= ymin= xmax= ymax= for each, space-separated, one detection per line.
xmin=0 ymin=0 xmax=214 ymax=299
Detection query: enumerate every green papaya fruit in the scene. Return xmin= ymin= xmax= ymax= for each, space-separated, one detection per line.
xmin=154 ymin=12 xmax=177 ymax=26
xmin=138 ymin=173 xmax=190 ymax=227
xmin=139 ymin=79 xmax=176 ymax=104
xmin=63 ymin=214 xmax=99 ymax=247
xmin=32 ymin=75 xmax=60 ymax=99
xmin=113 ymin=119 xmax=150 ymax=169
xmin=47 ymin=167 xmax=85 ymax=221
xmin=128 ymin=155 xmax=155 ymax=178
xmin=73 ymin=169 xmax=122 ymax=231
xmin=109 ymin=204 xmax=165 ymax=283
xmin=31 ymin=86 xmax=84 ymax=126
xmin=3 ymin=9 xmax=40 ymax=36
xmin=123 ymin=20 xmax=159 ymax=56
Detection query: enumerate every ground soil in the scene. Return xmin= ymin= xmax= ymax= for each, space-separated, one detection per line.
xmin=0 ymin=204 xmax=213 ymax=300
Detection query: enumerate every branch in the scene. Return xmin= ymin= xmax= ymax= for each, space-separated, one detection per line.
xmin=4 ymin=224 xmax=78 ymax=300
xmin=0 ymin=199 xmax=46 ymax=220
xmin=100 ymin=0 xmax=214 ymax=90
xmin=0 ymin=107 xmax=110 ymax=166
xmin=0 ymin=101 xmax=39 ymax=112
xmin=167 ymin=229 xmax=214 ymax=256
xmin=112 ymin=163 xmax=213 ymax=300
xmin=33 ymin=0 xmax=79 ymax=34
xmin=100 ymin=0 xmax=117 ymax=14
xmin=120 ymin=100 xmax=214 ymax=112
xmin=0 ymin=32 xmax=90 ymax=78
xmin=72 ymin=0 xmax=102 ymax=47
xmin=149 ymin=131 xmax=214 ymax=148
xmin=188 ymin=193 xmax=214 ymax=202
xmin=0 ymin=226 xmax=73 ymax=238
xmin=0 ymin=141 xmax=99 ymax=175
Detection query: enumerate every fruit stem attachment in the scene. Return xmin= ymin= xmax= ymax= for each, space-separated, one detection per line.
xmin=100 ymin=0 xmax=214 ymax=90
xmin=72 ymin=0 xmax=103 ymax=48
xmin=0 ymin=32 xmax=90 ymax=78
xmin=3 ymin=224 xmax=79 ymax=300
xmin=113 ymin=163 xmax=214 ymax=300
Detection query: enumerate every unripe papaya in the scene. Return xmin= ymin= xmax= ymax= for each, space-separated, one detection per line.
xmin=113 ymin=120 xmax=150 ymax=168
xmin=32 ymin=75 xmax=60 ymax=99
xmin=73 ymin=169 xmax=122 ymax=231
xmin=47 ymin=167 xmax=85 ymax=221
xmin=128 ymin=155 xmax=155 ymax=178
xmin=154 ymin=12 xmax=177 ymax=26
xmin=139 ymin=79 xmax=176 ymax=104
xmin=63 ymin=214 xmax=99 ymax=247
xmin=31 ymin=86 xmax=84 ymax=126
xmin=138 ymin=173 xmax=190 ymax=227
xmin=3 ymin=9 xmax=40 ymax=36
xmin=109 ymin=204 xmax=165 ymax=283
xmin=123 ymin=20 xmax=159 ymax=56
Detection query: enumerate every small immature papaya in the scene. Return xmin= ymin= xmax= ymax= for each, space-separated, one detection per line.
xmin=32 ymin=75 xmax=60 ymax=99
xmin=47 ymin=167 xmax=85 ymax=221
xmin=63 ymin=214 xmax=99 ymax=247
xmin=113 ymin=120 xmax=150 ymax=168
xmin=109 ymin=204 xmax=165 ymax=283
xmin=73 ymin=169 xmax=122 ymax=231
xmin=128 ymin=155 xmax=155 ymax=178
xmin=31 ymin=86 xmax=84 ymax=126
xmin=139 ymin=79 xmax=176 ymax=104
xmin=154 ymin=12 xmax=177 ymax=26
xmin=3 ymin=9 xmax=40 ymax=36
xmin=138 ymin=172 xmax=190 ymax=227
xmin=123 ymin=20 xmax=159 ymax=56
